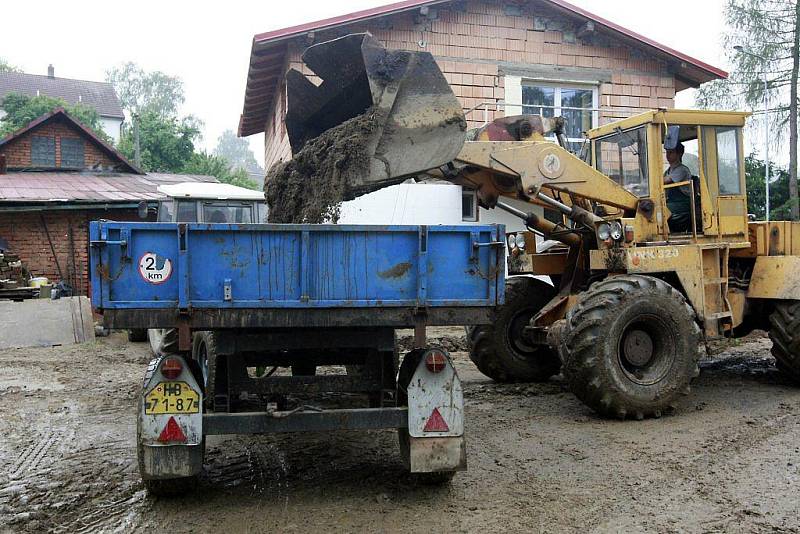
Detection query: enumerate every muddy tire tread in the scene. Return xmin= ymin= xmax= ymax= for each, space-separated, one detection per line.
xmin=769 ymin=301 xmax=800 ymax=382
xmin=467 ymin=277 xmax=561 ymax=383
xmin=562 ymin=275 xmax=703 ymax=420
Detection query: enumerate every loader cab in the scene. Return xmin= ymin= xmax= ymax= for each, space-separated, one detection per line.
xmin=155 ymin=182 xmax=268 ymax=224
xmin=588 ymin=109 xmax=750 ymax=242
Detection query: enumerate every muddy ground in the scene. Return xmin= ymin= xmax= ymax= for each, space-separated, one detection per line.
xmin=1 ymin=329 xmax=799 ymax=533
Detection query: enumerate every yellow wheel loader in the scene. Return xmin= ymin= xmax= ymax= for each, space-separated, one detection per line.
xmin=283 ymin=33 xmax=800 ymax=420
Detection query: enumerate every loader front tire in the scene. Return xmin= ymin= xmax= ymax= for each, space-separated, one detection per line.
xmin=468 ymin=277 xmax=561 ymax=383
xmin=562 ymin=275 xmax=703 ymax=420
xmin=769 ymin=301 xmax=800 ymax=383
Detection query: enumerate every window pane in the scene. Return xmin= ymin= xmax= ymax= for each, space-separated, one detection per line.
xmin=595 ymin=127 xmax=650 ymax=197
xmin=561 ymin=88 xmax=593 ymax=139
xmin=462 ymin=191 xmax=477 ymax=221
xmin=31 ymin=136 xmax=55 ymax=166
xmin=157 ymin=201 xmax=174 ymax=222
xmin=176 ymin=201 xmax=198 ymax=222
xmin=203 ymin=202 xmax=253 ymax=224
xmin=522 ymin=85 xmax=554 ymax=117
xmin=716 ymin=128 xmax=741 ymax=194
xmin=60 ymin=138 xmax=85 ymax=168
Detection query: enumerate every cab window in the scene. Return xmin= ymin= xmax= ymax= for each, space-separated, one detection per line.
xmin=594 ymin=126 xmax=649 ymax=197
xmin=202 ymin=202 xmax=253 ymax=223
xmin=157 ymin=201 xmax=174 ymax=222
xmin=716 ymin=127 xmax=741 ymax=195
xmin=176 ymin=201 xmax=198 ymax=223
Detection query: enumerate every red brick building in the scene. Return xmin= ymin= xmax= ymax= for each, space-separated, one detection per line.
xmin=0 ymin=108 xmax=215 ymax=295
xmin=240 ymin=0 xmax=727 ymax=173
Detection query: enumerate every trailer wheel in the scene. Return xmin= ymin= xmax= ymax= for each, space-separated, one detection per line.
xmin=128 ymin=329 xmax=147 ymax=342
xmin=148 ymin=328 xmax=181 ymax=356
xmin=769 ymin=301 xmax=800 ymax=382
xmin=562 ymin=275 xmax=703 ymax=420
xmin=396 ymin=349 xmax=455 ymax=485
xmin=468 ymin=277 xmax=561 ymax=383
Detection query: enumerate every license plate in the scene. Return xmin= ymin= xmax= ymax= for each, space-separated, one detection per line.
xmin=144 ymin=381 xmax=200 ymax=415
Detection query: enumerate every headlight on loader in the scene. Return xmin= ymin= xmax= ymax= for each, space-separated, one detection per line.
xmin=597 ymin=223 xmax=612 ymax=241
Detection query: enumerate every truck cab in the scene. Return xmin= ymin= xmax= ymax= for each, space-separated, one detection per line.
xmin=155 ymin=182 xmax=268 ymax=223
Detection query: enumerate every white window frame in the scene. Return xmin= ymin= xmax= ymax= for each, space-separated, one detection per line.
xmin=505 ymin=76 xmax=599 ymax=148
xmin=461 ymin=190 xmax=478 ymax=222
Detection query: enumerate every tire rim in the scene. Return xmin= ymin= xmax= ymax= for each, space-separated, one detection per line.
xmin=617 ymin=315 xmax=675 ymax=385
xmin=148 ymin=329 xmax=164 ymax=355
xmin=507 ymin=307 xmax=538 ymax=355
xmin=197 ymin=340 xmax=209 ymax=387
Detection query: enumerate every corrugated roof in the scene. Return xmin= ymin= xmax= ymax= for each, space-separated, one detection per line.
xmin=0 ymin=172 xmax=217 ymax=204
xmin=0 ymin=71 xmax=125 ymax=119
xmin=239 ymin=0 xmax=728 ymax=137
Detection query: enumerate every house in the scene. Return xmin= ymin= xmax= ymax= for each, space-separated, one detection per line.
xmin=0 ymin=108 xmax=216 ymax=296
xmin=0 ymin=66 xmax=125 ymax=143
xmin=238 ymin=0 xmax=727 ymax=230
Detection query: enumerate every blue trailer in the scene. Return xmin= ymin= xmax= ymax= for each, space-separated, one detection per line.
xmin=90 ymin=221 xmax=505 ymax=494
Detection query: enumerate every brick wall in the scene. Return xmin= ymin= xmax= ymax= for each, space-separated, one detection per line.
xmin=263 ymin=0 xmax=677 ymax=172
xmin=0 ymin=117 xmax=119 ymax=169
xmin=0 ymin=208 xmax=145 ymax=296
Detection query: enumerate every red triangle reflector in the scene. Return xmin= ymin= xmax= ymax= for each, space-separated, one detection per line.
xmin=423 ymin=407 xmax=450 ymax=432
xmin=158 ymin=416 xmax=187 ymax=443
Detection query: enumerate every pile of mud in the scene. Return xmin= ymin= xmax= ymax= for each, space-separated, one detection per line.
xmin=266 ymin=108 xmax=383 ymax=224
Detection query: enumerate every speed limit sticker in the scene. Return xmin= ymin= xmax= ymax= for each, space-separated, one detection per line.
xmin=138 ymin=252 xmax=173 ymax=284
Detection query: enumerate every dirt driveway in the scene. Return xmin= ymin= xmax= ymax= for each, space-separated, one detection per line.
xmin=1 ymin=330 xmax=799 ymax=533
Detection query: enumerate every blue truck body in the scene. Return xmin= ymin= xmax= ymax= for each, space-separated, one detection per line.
xmin=90 ymin=222 xmax=504 ymax=326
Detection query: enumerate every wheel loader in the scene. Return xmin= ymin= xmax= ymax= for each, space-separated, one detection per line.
xmin=284 ymin=33 xmax=800 ymax=420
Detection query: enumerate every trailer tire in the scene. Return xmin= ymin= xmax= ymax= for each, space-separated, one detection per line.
xmin=128 ymin=329 xmax=147 ymax=342
xmin=148 ymin=328 xmax=181 ymax=356
xmin=769 ymin=301 xmax=800 ymax=383
xmin=562 ymin=275 xmax=703 ymax=420
xmin=468 ymin=277 xmax=561 ymax=383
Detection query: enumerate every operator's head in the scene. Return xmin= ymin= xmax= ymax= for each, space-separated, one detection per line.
xmin=666 ymin=142 xmax=684 ymax=166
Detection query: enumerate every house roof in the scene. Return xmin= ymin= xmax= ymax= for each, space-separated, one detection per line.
xmin=0 ymin=107 xmax=142 ymax=174
xmin=0 ymin=71 xmax=125 ymax=119
xmin=239 ymin=0 xmax=728 ymax=137
xmin=0 ymin=171 xmax=217 ymax=205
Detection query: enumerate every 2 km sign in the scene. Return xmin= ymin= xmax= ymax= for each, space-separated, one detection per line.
xmin=138 ymin=252 xmax=173 ymax=285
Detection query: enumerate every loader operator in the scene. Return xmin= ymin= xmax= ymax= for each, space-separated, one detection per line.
xmin=663 ymin=142 xmax=693 ymax=232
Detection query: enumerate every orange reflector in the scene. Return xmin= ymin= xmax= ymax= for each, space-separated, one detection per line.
xmin=425 ymin=350 xmax=447 ymax=373
xmin=423 ymin=407 xmax=450 ymax=432
xmin=161 ymin=357 xmax=183 ymax=380
xmin=158 ymin=416 xmax=187 ymax=443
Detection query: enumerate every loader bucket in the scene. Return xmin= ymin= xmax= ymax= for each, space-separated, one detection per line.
xmin=284 ymin=33 xmax=467 ymax=191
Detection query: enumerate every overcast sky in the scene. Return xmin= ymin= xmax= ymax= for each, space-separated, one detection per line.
xmin=0 ymin=0 xmax=729 ymax=166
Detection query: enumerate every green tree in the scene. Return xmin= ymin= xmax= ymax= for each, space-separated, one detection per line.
xmin=118 ymin=110 xmax=200 ymax=172
xmin=106 ymin=62 xmax=184 ymax=118
xmin=183 ymin=152 xmax=260 ymax=190
xmin=0 ymin=92 xmax=109 ymax=140
xmin=213 ymin=129 xmax=264 ymax=176
xmin=0 ymin=58 xmax=21 ymax=73
xmin=696 ymin=0 xmax=800 ymax=220
xmin=745 ymin=154 xmax=795 ymax=219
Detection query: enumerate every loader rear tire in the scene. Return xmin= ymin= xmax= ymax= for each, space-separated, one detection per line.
xmin=769 ymin=301 xmax=800 ymax=383
xmin=468 ymin=277 xmax=560 ymax=383
xmin=562 ymin=275 xmax=703 ymax=420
